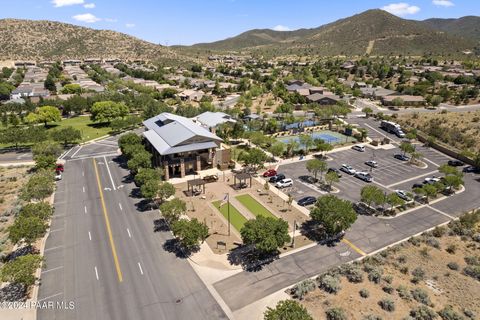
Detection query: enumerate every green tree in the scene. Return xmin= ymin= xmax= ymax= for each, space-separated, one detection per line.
xmin=19 ymin=202 xmax=53 ymax=221
xmin=26 ymin=106 xmax=61 ymax=127
xmin=134 ymin=168 xmax=164 ymax=187
xmin=63 ymin=95 xmax=87 ymax=115
xmin=305 ymin=158 xmax=327 ymax=182
xmin=360 ymin=185 xmax=385 ymax=208
xmin=264 ymin=300 xmax=313 ymax=320
xmin=160 ymin=198 xmax=186 ymax=224
xmin=385 ymin=193 xmax=405 ymax=212
xmin=399 ymin=141 xmax=415 ymax=157
xmin=240 ymin=216 xmax=290 ymax=254
xmin=315 ymin=140 xmax=333 ymax=158
xmin=243 ymin=148 xmax=268 ymax=172
xmin=21 ymin=170 xmax=55 ymax=201
xmin=416 ymin=184 xmax=438 ymax=203
xmin=362 ymin=107 xmax=373 ymax=118
xmin=299 ymin=134 xmax=314 ymax=154
xmin=310 ymin=195 xmax=357 ymax=236
xmin=286 ymin=139 xmax=299 ymax=158
xmin=8 ymin=216 xmax=48 ymax=245
xmin=32 ymin=140 xmax=62 ymax=158
xmin=157 ymin=182 xmax=176 ymax=203
xmin=392 ymin=97 xmax=404 ymax=107
xmin=438 ymin=164 xmax=462 ymax=177
xmin=0 ymin=254 xmax=43 ymax=287
xmin=44 ymin=75 xmax=56 ymax=92
xmin=50 ymin=126 xmax=81 ymax=145
xmin=171 ymin=218 xmax=209 ymax=250
xmin=430 ymin=95 xmax=443 ymax=107
xmin=118 ymin=133 xmax=142 ymax=153
xmin=61 ymin=83 xmax=82 ymax=94
xmin=325 ymin=171 xmax=339 ymax=192
xmin=127 ymin=151 xmax=152 ymax=174
xmin=90 ymin=101 xmax=129 ymax=123
xmin=269 ymin=142 xmax=285 ymax=158
xmin=140 ymin=178 xmax=159 ymax=203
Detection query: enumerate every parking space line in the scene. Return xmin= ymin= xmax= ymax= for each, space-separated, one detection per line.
xmin=94 ymin=266 xmax=99 ymax=280
xmin=138 ymin=262 xmax=144 ymax=275
xmin=70 ymin=146 xmax=83 ymax=159
xmin=38 ymin=292 xmax=63 ymax=302
xmin=428 ymin=205 xmax=455 ymax=219
xmin=423 ymin=157 xmax=440 ymax=167
xmin=387 ymin=170 xmax=439 ymax=188
xmin=41 ymin=266 xmax=64 ymax=274
xmin=342 ymin=238 xmax=366 ymax=256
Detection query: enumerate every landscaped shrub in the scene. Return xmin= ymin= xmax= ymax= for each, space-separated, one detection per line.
xmin=438 ymin=305 xmax=466 ymax=320
xmin=318 ymin=274 xmax=341 ymax=294
xmin=290 ymin=279 xmax=316 ymax=300
xmin=396 ymin=285 xmax=411 ymax=300
xmin=378 ymin=299 xmax=395 ymax=312
xmin=447 ymin=262 xmax=459 ymax=271
xmin=410 ymin=306 xmax=438 ymax=320
xmin=325 ymin=307 xmax=347 ymax=320
xmin=463 ymin=265 xmax=480 ymax=280
xmin=359 ymin=288 xmax=370 ymax=298
xmin=367 ymin=268 xmax=383 ymax=284
xmin=411 ymin=288 xmax=432 ymax=306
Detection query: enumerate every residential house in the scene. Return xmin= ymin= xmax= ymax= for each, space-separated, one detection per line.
xmin=306 ymin=93 xmax=341 ymax=105
xmin=178 ymin=89 xmax=205 ymax=102
xmin=193 ymin=111 xmax=236 ymax=133
xmin=360 ymin=87 xmax=397 ymax=100
xmin=381 ymin=95 xmax=426 ymax=107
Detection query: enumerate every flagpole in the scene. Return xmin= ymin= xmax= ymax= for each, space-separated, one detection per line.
xmin=227 ymin=192 xmax=231 ymax=236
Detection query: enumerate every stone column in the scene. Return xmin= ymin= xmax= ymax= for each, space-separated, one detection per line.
xmin=180 ymin=159 xmax=185 ymax=178
xmin=163 ymin=161 xmax=169 ymax=180
xmin=196 ymin=156 xmax=201 ymax=172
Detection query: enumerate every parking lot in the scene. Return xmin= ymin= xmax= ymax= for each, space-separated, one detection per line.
xmin=276 ymin=142 xmax=455 ymax=204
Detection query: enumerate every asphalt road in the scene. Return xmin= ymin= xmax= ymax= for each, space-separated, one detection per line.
xmin=38 ymin=152 xmax=226 ymax=320
xmin=0 ymin=147 xmax=33 ymax=163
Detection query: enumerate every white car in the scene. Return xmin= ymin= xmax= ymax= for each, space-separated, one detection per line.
xmin=365 ymin=160 xmax=378 ymax=168
xmin=352 ymin=145 xmax=366 ymax=152
xmin=340 ymin=164 xmax=356 ymax=175
xmin=354 ymin=172 xmax=373 ymax=182
xmin=55 ymin=172 xmax=62 ymax=181
xmin=395 ymin=190 xmax=411 ymax=201
xmin=275 ymin=178 xmax=293 ymax=188
xmin=423 ymin=176 xmax=440 ymax=185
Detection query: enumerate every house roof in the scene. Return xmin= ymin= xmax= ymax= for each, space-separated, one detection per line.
xmin=194 ymin=111 xmax=236 ymax=128
xmin=306 ymin=93 xmax=340 ymax=102
xmin=143 ymin=113 xmax=222 ymax=155
xmin=360 ymin=87 xmax=397 ymax=97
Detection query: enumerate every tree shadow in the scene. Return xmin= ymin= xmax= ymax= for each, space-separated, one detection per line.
xmin=300 ymin=220 xmax=343 ymax=246
xmin=2 ymin=245 xmax=38 ymax=263
xmin=0 ymin=283 xmax=27 ymax=302
xmin=162 ymin=238 xmax=199 ymax=259
xmin=134 ymin=199 xmax=157 ymax=212
xmin=153 ymin=218 xmax=170 ymax=232
xmin=227 ymin=245 xmax=279 ymax=272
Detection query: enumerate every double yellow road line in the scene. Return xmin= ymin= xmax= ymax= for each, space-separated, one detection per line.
xmin=92 ymin=158 xmax=123 ymax=282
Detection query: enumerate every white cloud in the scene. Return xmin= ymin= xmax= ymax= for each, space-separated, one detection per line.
xmin=432 ymin=0 xmax=454 ymax=7
xmin=381 ymin=3 xmax=420 ymax=16
xmin=52 ymin=0 xmax=84 ymax=7
xmin=125 ymin=23 xmax=135 ymax=28
xmin=272 ymin=25 xmax=291 ymax=31
xmin=72 ymin=13 xmax=101 ymax=23
xmin=83 ymin=3 xmax=95 ymax=9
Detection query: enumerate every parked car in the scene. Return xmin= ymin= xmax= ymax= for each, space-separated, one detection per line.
xmin=463 ymin=166 xmax=480 ymax=173
xmin=54 ymin=171 xmax=62 ymax=181
xmin=394 ymin=154 xmax=410 ymax=161
xmin=412 ymin=183 xmax=424 ymax=189
xmin=365 ymin=160 xmax=378 ymax=168
xmin=340 ymin=164 xmax=356 ymax=175
xmin=423 ymin=176 xmax=440 ymax=184
xmin=447 ymin=160 xmax=464 ymax=167
xmin=275 ymin=178 xmax=293 ymax=188
xmin=354 ymin=172 xmax=373 ymax=182
xmin=327 ymin=167 xmax=342 ymax=178
xmin=269 ymin=173 xmax=285 ymax=183
xmin=353 ymin=202 xmax=376 ymax=215
xmin=55 ymin=163 xmax=64 ymax=172
xmin=203 ymin=175 xmax=218 ymax=183
xmin=352 ymin=144 xmax=366 ymax=152
xmin=297 ymin=196 xmax=316 ymax=206
xmin=395 ymin=190 xmax=412 ymax=201
xmin=263 ymin=169 xmax=277 ymax=177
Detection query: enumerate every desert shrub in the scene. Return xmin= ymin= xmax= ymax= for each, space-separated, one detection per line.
xmin=463 ymin=256 xmax=479 ymax=266
xmin=397 ymin=255 xmax=407 ymax=263
xmin=447 ymin=262 xmax=459 ymax=271
xmin=382 ymin=275 xmax=393 ymax=284
xmin=397 ymin=285 xmax=411 ymax=300
xmin=410 ymin=305 xmax=438 ymax=320
xmin=426 ymin=237 xmax=441 ymax=249
xmin=411 ymin=267 xmax=426 ymax=283
xmin=378 ymin=299 xmax=395 ymax=312
xmin=359 ymin=288 xmax=370 ymax=298
xmin=318 ymin=275 xmax=341 ymax=294
xmin=400 ymin=266 xmax=409 ymax=274
xmin=363 ymin=315 xmax=382 ymax=320
xmin=432 ymin=226 xmax=447 ymax=238
xmin=420 ymin=247 xmax=430 ymax=258
xmin=446 ymin=244 xmax=457 ymax=254
xmin=463 ymin=265 xmax=480 ymax=280
xmin=438 ymin=305 xmax=466 ymax=320
xmin=409 ymin=236 xmax=421 ymax=246
xmin=382 ymin=285 xmax=394 ymax=294
xmin=345 ymin=266 xmax=364 ymax=283
xmin=367 ymin=268 xmax=383 ymax=284
xmin=411 ymin=288 xmax=432 ymax=306
xmin=325 ymin=307 xmax=347 ymax=320
xmin=472 ymin=233 xmax=480 ymax=243
xmin=290 ymin=279 xmax=316 ymax=300
xmin=462 ymin=308 xmax=476 ymax=319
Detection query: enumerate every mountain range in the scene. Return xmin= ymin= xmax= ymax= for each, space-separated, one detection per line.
xmin=0 ymin=9 xmax=479 ymax=61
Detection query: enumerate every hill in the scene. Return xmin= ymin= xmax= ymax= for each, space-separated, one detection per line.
xmin=189 ymin=10 xmax=478 ymax=56
xmin=0 ymin=19 xmax=183 ymax=61
xmin=422 ymin=16 xmax=480 ymax=42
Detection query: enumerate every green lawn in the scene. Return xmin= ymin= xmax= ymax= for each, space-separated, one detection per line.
xmin=235 ymin=194 xmax=277 ymax=219
xmin=51 ymin=116 xmax=111 ymax=142
xmin=212 ymin=200 xmax=248 ymax=232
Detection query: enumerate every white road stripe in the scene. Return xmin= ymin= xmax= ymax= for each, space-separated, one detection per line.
xmin=82 ymin=171 xmax=85 ymax=177
xmin=70 ymin=146 xmax=83 ymax=159
xmin=49 ymin=228 xmax=63 ymax=233
xmin=83 ymin=186 xmax=85 ymax=193
xmin=84 ymin=206 xmax=87 ymax=214
xmin=88 ymin=231 xmax=92 ymax=241
xmin=387 ymin=170 xmax=439 ymax=188
xmin=38 ymin=292 xmax=63 ymax=302
xmin=119 ymin=203 xmax=123 ymax=210
xmin=44 ymin=245 xmax=63 ymax=252
xmin=94 ymin=266 xmax=99 ymax=280
xmin=41 ymin=266 xmax=64 ymax=274
xmin=104 ymin=156 xmax=117 ymax=191
xmin=138 ymin=262 xmax=144 ymax=275
xmin=428 ymin=205 xmax=455 ymax=219
xmin=127 ymin=228 xmax=131 ymax=238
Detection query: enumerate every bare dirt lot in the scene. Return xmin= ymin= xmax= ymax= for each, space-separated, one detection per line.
xmin=297 ymin=225 xmax=480 ymax=320
xmin=397 ymin=110 xmax=480 ymax=153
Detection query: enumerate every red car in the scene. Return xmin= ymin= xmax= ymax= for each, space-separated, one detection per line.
xmin=263 ymin=169 xmax=277 ymax=177
xmin=56 ymin=163 xmax=64 ymax=172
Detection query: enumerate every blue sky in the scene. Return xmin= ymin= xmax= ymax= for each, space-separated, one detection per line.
xmin=1 ymin=0 xmax=478 ymax=45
